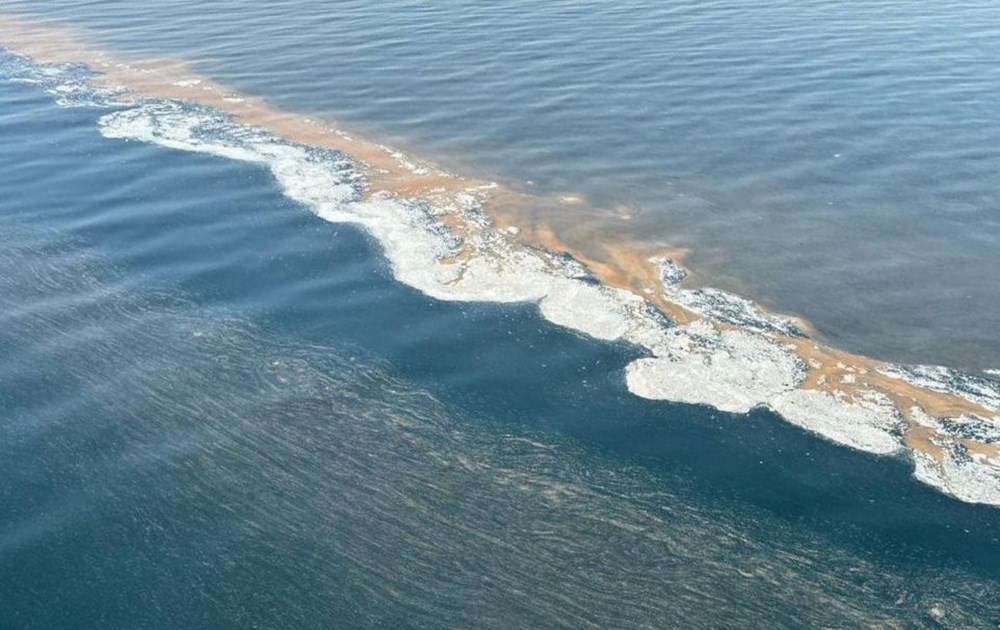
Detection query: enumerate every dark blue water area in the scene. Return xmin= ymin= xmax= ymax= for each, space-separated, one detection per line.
xmin=1 ymin=78 xmax=999 ymax=626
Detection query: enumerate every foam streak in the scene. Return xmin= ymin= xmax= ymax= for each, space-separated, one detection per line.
xmin=2 ymin=31 xmax=998 ymax=506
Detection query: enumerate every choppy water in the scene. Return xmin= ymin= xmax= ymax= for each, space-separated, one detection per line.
xmin=2 ymin=2 xmax=1000 ymax=627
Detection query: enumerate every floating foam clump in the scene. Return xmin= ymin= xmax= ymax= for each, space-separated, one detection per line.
xmin=655 ymin=257 xmax=806 ymax=337
xmin=626 ymin=321 xmax=806 ymax=413
xmin=881 ymin=363 xmax=1000 ymax=412
xmin=770 ymin=389 xmax=904 ymax=455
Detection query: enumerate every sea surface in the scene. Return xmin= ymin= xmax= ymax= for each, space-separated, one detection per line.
xmin=2 ymin=2 xmax=1000 ymax=628
xmin=5 ymin=0 xmax=1000 ymax=369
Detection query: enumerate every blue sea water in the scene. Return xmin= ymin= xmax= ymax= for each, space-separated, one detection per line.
xmin=2 ymin=2 xmax=1000 ymax=628
xmin=4 ymin=0 xmax=1000 ymax=369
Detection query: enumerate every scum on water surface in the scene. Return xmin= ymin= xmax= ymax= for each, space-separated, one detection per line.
xmin=2 ymin=16 xmax=999 ymax=506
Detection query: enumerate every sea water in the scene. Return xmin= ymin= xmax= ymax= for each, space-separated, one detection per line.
xmin=2 ymin=2 xmax=1000 ymax=627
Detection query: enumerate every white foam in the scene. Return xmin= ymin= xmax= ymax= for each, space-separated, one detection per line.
xmin=881 ymin=363 xmax=1000 ymax=412
xmin=770 ymin=389 xmax=903 ymax=455
xmin=626 ymin=321 xmax=805 ymax=413
xmin=913 ymin=450 xmax=1000 ymax=506
xmin=0 ymin=52 xmax=126 ymax=108
xmin=381 ymin=145 xmax=432 ymax=176
xmin=905 ymin=406 xmax=1000 ymax=505
xmin=654 ymin=257 xmax=804 ymax=336
xmin=71 ymin=85 xmax=1000 ymax=506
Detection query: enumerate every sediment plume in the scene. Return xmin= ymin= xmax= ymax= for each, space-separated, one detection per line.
xmin=2 ymin=14 xmax=997 ymax=506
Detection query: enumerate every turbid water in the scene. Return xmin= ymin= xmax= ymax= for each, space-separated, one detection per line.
xmin=1 ymin=2 xmax=999 ymax=627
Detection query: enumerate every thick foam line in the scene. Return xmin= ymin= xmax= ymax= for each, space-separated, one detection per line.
xmin=2 ymin=37 xmax=998 ymax=507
